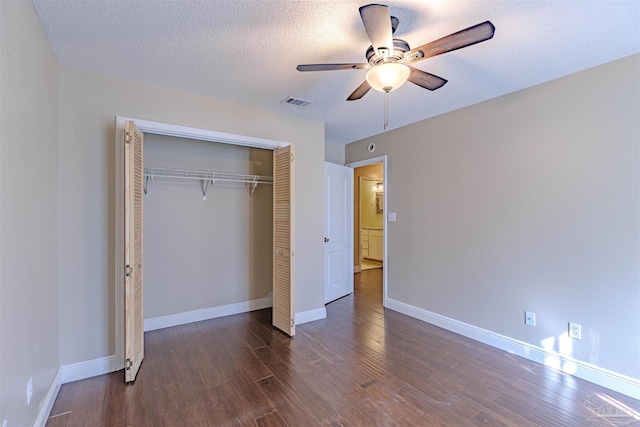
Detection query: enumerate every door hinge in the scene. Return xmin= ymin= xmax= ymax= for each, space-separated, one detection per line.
xmin=125 ymin=132 xmax=132 ymax=143
xmin=125 ymin=264 xmax=132 ymax=277
xmin=291 ymin=153 xmax=295 ymax=162
xmin=291 ymin=319 xmax=295 ymax=327
xmin=125 ymin=358 xmax=132 ymax=370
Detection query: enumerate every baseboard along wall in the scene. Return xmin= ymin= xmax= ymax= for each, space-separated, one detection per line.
xmin=59 ymin=296 xmax=327 ymax=387
xmin=385 ymin=298 xmax=640 ymax=400
xmin=35 ymin=369 xmax=61 ymax=427
xmin=144 ymin=295 xmax=274 ymax=332
xmin=295 ymin=306 xmax=327 ymax=325
xmin=60 ymin=355 xmax=118 ymax=385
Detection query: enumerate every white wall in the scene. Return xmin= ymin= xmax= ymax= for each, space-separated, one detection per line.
xmin=58 ymin=67 xmax=325 ymax=366
xmin=0 ymin=2 xmax=60 ymax=426
xmin=346 ymin=54 xmax=640 ymax=380
xmin=143 ymin=134 xmax=273 ymax=318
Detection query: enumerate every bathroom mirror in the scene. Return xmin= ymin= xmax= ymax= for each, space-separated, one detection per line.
xmin=376 ymin=192 xmax=383 ymax=214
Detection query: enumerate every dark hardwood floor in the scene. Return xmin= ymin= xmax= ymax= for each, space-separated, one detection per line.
xmin=47 ymin=269 xmax=639 ymax=426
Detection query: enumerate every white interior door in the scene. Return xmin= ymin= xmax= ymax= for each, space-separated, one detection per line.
xmin=324 ymin=162 xmax=354 ymax=304
xmin=124 ymin=120 xmax=144 ymax=382
xmin=273 ymin=145 xmax=295 ymax=336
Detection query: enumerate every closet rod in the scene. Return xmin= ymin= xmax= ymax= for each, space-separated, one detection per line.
xmin=144 ymin=167 xmax=272 ymax=200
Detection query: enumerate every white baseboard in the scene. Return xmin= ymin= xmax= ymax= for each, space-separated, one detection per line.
xmin=34 ymin=368 xmax=61 ymax=427
xmin=295 ymin=307 xmax=327 ymax=325
xmin=385 ymin=298 xmax=640 ymax=400
xmin=144 ymin=295 xmax=273 ymax=332
xmin=58 ymin=297 xmax=274 ymax=386
xmin=60 ymin=355 xmax=118 ymax=384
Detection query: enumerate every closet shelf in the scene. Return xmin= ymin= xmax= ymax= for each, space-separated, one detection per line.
xmin=143 ymin=167 xmax=272 ymax=200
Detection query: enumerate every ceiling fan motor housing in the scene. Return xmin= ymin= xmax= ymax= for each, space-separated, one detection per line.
xmin=366 ymin=39 xmax=410 ymax=65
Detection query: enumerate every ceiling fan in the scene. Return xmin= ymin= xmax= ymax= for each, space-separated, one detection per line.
xmin=297 ymin=4 xmax=495 ymax=105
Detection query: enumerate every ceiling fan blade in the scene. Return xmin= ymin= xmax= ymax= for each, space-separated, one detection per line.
xmin=407 ymin=66 xmax=447 ymax=91
xmin=407 ymin=21 xmax=495 ymax=63
xmin=297 ymin=63 xmax=369 ymax=72
xmin=359 ymin=4 xmax=394 ymax=55
xmin=347 ymin=81 xmax=372 ymax=101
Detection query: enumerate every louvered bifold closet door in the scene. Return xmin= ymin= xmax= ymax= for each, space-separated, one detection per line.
xmin=273 ymin=145 xmax=295 ymax=336
xmin=124 ymin=120 xmax=145 ymax=382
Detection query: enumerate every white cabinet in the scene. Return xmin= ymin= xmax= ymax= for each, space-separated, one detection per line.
xmin=361 ymin=228 xmax=383 ymax=261
xmin=361 ymin=229 xmax=369 ymax=258
xmin=369 ymin=229 xmax=383 ymax=261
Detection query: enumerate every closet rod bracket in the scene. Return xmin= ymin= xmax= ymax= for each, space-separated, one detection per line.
xmin=201 ymin=173 xmax=215 ymax=200
xmin=249 ymin=175 xmax=259 ymax=197
xmin=144 ymin=175 xmax=153 ymax=198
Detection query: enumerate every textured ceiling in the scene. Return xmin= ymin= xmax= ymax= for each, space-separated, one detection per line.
xmin=32 ymin=1 xmax=640 ymax=145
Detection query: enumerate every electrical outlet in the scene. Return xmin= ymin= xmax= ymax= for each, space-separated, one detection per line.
xmin=27 ymin=377 xmax=33 ymax=405
xmin=388 ymin=212 xmax=396 ymax=222
xmin=569 ymin=322 xmax=582 ymax=340
xmin=525 ymin=311 xmax=536 ymax=326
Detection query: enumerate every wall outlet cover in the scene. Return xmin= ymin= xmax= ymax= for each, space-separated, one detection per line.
xmin=569 ymin=322 xmax=582 ymax=340
xmin=388 ymin=212 xmax=396 ymax=222
xmin=525 ymin=311 xmax=536 ymax=326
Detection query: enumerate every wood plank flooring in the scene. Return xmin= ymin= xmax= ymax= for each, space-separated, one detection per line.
xmin=47 ymin=269 xmax=639 ymax=426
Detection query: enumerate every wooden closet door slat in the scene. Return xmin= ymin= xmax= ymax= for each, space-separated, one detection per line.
xmin=272 ymin=145 xmax=295 ymax=336
xmin=124 ymin=120 xmax=145 ymax=381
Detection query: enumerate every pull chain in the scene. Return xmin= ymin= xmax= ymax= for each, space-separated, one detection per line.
xmin=384 ymin=90 xmax=389 ymax=130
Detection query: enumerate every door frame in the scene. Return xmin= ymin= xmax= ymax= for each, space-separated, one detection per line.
xmin=345 ymin=155 xmax=388 ymax=306
xmin=114 ymin=116 xmax=290 ymax=370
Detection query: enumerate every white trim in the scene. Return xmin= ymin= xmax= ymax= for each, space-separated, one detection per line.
xmin=60 ymin=355 xmax=118 ymax=384
xmin=115 ymin=118 xmax=125 ymax=370
xmin=115 ymin=116 xmax=292 ymax=372
xmin=386 ymin=298 xmax=640 ymax=400
xmin=34 ymin=369 xmax=61 ymax=427
xmin=346 ymin=155 xmax=388 ymax=305
xmin=118 ymin=117 xmax=290 ymax=150
xmin=295 ymin=307 xmax=327 ymax=325
xmin=346 ymin=155 xmax=387 ymax=169
xmin=57 ymin=302 xmax=322 ymax=389
xmin=144 ymin=295 xmax=273 ymax=332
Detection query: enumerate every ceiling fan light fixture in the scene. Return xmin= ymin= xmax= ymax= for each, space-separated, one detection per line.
xmin=366 ymin=62 xmax=410 ymax=92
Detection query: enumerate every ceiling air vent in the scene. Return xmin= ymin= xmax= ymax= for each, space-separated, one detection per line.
xmin=281 ymin=97 xmax=314 ymax=107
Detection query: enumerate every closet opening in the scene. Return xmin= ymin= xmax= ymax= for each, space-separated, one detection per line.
xmin=142 ymin=134 xmax=274 ymax=333
xmin=115 ymin=117 xmax=294 ymax=381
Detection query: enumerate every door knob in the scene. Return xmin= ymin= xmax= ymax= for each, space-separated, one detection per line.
xmin=324 ymin=237 xmax=330 ymax=243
